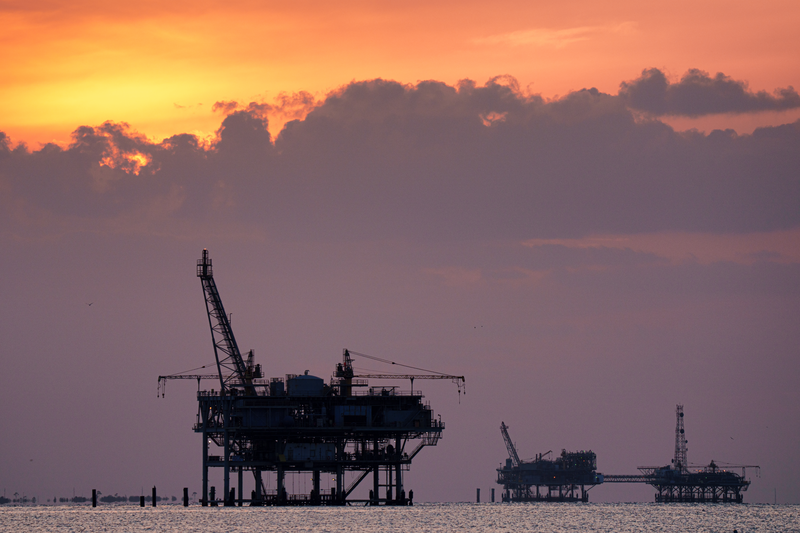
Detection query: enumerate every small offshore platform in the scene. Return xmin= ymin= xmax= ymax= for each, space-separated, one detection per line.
xmin=498 ymin=405 xmax=758 ymax=503
xmin=604 ymin=405 xmax=758 ymax=502
xmin=496 ymin=422 xmax=601 ymax=502
xmin=160 ymin=250 xmax=464 ymax=506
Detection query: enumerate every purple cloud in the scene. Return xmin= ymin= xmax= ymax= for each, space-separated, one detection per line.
xmin=619 ymin=68 xmax=800 ymax=116
xmin=1 ymin=77 xmax=799 ymax=242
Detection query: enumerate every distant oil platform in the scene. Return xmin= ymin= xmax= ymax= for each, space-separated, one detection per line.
xmin=498 ymin=405 xmax=759 ymax=503
xmin=159 ymin=250 xmax=464 ymax=506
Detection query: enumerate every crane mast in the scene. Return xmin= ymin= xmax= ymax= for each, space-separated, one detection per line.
xmin=197 ymin=249 xmax=255 ymax=395
xmin=500 ymin=421 xmax=521 ymax=467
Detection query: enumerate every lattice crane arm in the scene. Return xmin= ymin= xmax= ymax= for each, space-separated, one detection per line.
xmin=500 ymin=421 xmax=521 ymax=467
xmin=197 ymin=249 xmax=256 ymax=395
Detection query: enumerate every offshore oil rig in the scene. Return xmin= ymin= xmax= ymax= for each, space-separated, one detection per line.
xmin=496 ymin=422 xmax=601 ymax=502
xmin=160 ymin=250 xmax=464 ymax=506
xmin=603 ymin=405 xmax=758 ymax=502
xmin=498 ymin=405 xmax=758 ymax=503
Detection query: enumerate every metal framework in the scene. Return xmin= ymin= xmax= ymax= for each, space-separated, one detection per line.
xmin=197 ymin=250 xmax=259 ymax=395
xmin=163 ymin=250 xmax=461 ymax=506
xmin=500 ymin=406 xmax=758 ymax=503
xmin=634 ymin=405 xmax=755 ymax=503
xmin=604 ymin=405 xmax=758 ymax=503
xmin=674 ymin=404 xmax=688 ymax=472
xmin=500 ymin=422 xmax=521 ymax=467
xmin=496 ymin=422 xmax=600 ymax=502
xmin=637 ymin=462 xmax=752 ymax=503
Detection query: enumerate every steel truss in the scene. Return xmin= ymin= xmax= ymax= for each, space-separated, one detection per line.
xmin=196 ymin=389 xmax=442 ymax=506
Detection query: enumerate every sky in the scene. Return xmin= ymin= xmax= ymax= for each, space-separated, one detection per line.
xmin=1 ymin=0 xmax=799 ymax=504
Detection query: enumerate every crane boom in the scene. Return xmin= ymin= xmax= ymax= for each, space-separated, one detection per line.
xmin=158 ymin=374 xmax=217 ymax=397
xmin=335 ymin=349 xmax=466 ymax=396
xmin=352 ymin=374 xmax=465 ymax=393
xmin=501 ymin=421 xmax=521 ymax=467
xmin=197 ymin=249 xmax=255 ymax=395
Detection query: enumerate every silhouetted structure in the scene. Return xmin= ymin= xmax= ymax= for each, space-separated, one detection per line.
xmin=160 ymin=250 xmax=463 ymax=506
xmin=602 ymin=405 xmax=759 ymax=502
xmin=496 ymin=422 xmax=601 ymax=502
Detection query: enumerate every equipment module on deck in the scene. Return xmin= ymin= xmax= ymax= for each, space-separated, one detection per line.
xmin=160 ymin=250 xmax=463 ymax=506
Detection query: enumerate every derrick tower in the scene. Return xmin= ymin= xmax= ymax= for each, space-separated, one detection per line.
xmin=674 ymin=404 xmax=687 ymax=472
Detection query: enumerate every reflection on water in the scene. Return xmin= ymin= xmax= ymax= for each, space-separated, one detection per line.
xmin=0 ymin=502 xmax=797 ymax=532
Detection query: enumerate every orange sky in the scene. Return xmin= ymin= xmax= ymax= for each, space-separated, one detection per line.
xmin=2 ymin=0 xmax=799 ymax=146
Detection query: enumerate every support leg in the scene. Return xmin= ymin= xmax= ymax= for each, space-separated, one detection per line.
xmin=253 ymin=469 xmax=264 ymax=505
xmin=202 ymin=432 xmax=209 ymax=507
xmin=336 ymin=464 xmax=343 ymax=504
xmin=223 ymin=430 xmax=230 ymax=506
xmin=277 ymin=466 xmax=285 ymax=504
xmin=238 ymin=468 xmax=243 ymax=506
xmin=373 ymin=464 xmax=380 ymax=505
xmin=395 ymin=435 xmax=403 ymax=504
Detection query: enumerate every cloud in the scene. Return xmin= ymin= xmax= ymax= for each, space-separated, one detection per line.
xmin=1 ymin=77 xmax=799 ymax=242
xmin=212 ymin=100 xmax=240 ymax=114
xmin=620 ymin=68 xmax=800 ymax=116
xmin=474 ymin=26 xmax=597 ymax=48
xmin=473 ymin=22 xmax=637 ymax=49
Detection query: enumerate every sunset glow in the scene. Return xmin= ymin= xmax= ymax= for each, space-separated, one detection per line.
xmin=3 ymin=0 xmax=799 ymax=145
xmin=2 ymin=0 xmax=799 ymax=507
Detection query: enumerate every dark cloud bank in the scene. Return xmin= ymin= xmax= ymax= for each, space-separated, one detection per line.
xmin=621 ymin=68 xmax=800 ymax=116
xmin=1 ymin=75 xmax=799 ymax=242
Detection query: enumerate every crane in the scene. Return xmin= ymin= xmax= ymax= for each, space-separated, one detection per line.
xmin=158 ymin=374 xmax=215 ymax=397
xmin=157 ymin=350 xmax=260 ymax=397
xmin=500 ymin=421 xmax=521 ymax=468
xmin=197 ymin=249 xmax=259 ymax=395
xmin=336 ymin=349 xmax=465 ymax=397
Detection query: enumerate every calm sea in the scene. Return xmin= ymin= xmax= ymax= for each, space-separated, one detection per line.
xmin=0 ymin=503 xmax=797 ymax=532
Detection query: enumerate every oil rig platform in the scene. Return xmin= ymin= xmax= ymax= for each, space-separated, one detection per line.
xmin=603 ymin=405 xmax=759 ymax=503
xmin=498 ymin=405 xmax=758 ymax=503
xmin=496 ymin=422 xmax=601 ymax=502
xmin=160 ymin=250 xmax=464 ymax=506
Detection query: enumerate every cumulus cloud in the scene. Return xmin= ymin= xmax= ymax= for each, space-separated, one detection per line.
xmin=620 ymin=68 xmax=800 ymax=116
xmin=1 ymin=77 xmax=799 ymax=241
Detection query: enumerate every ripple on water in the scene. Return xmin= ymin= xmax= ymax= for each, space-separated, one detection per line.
xmin=0 ymin=502 xmax=797 ymax=533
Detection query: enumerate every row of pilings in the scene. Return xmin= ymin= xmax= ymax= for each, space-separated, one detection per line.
xmin=90 ymin=487 xmax=190 ymax=507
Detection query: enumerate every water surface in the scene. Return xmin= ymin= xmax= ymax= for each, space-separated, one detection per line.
xmin=1 ymin=502 xmax=796 ymax=532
